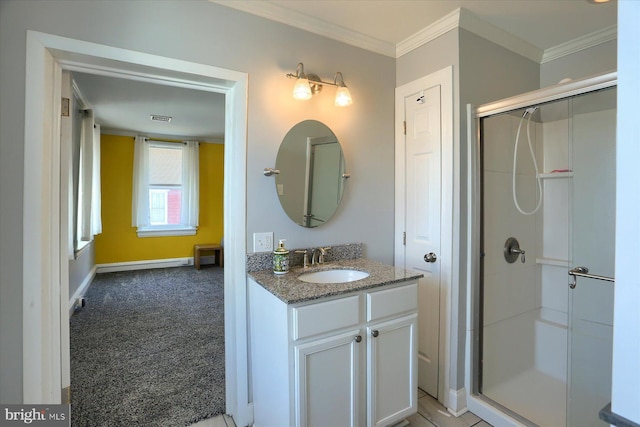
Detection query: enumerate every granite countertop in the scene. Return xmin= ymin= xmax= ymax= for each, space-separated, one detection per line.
xmin=248 ymin=258 xmax=423 ymax=304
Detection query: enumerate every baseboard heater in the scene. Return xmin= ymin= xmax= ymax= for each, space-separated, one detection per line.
xmin=96 ymin=257 xmax=194 ymax=274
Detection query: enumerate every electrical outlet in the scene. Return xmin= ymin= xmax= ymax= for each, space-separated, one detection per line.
xmin=253 ymin=232 xmax=274 ymax=253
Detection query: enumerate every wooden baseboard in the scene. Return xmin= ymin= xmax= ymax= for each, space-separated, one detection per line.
xmin=68 ymin=265 xmax=96 ymax=317
xmin=447 ymin=387 xmax=468 ymax=416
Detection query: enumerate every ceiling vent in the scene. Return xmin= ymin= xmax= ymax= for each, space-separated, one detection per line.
xmin=150 ymin=114 xmax=172 ymax=123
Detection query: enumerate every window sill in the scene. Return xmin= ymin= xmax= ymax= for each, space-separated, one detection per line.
xmin=74 ymin=240 xmax=92 ymax=259
xmin=137 ymin=226 xmax=197 ymax=238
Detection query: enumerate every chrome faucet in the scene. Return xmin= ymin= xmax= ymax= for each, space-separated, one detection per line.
xmin=312 ymin=247 xmax=331 ymax=265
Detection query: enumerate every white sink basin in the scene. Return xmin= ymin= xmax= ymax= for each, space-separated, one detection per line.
xmin=298 ymin=269 xmax=369 ymax=284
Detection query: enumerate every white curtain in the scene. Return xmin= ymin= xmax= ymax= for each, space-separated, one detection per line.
xmin=78 ymin=110 xmax=102 ymax=241
xmin=131 ymin=135 xmax=150 ymax=227
xmin=182 ymin=140 xmax=200 ymax=227
xmin=91 ymin=123 xmax=102 ymax=236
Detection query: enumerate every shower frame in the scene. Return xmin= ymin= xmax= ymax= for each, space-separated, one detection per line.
xmin=465 ymin=71 xmax=617 ymax=427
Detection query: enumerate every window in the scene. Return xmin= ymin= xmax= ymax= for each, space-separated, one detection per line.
xmin=75 ymin=107 xmax=102 ymax=253
xmin=149 ymin=145 xmax=182 ymax=225
xmin=132 ymin=137 xmax=199 ymax=237
xmin=149 ymin=189 xmax=169 ymax=225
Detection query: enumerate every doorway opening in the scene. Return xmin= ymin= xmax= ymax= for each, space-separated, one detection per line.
xmin=64 ymin=68 xmax=227 ymax=423
xmin=23 ymin=31 xmax=250 ymax=426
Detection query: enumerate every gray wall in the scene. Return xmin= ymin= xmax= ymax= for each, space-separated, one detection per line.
xmin=396 ymin=29 xmax=461 ymax=88
xmin=0 ymin=0 xmax=394 ymax=402
xmin=540 ymin=40 xmax=617 ymax=87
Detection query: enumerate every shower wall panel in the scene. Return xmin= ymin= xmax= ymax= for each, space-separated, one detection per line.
xmin=482 ymin=114 xmax=540 ymax=327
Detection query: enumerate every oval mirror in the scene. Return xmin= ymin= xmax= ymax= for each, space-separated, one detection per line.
xmin=275 ymin=120 xmax=347 ymax=227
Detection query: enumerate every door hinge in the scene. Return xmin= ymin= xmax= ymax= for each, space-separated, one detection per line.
xmin=61 ymin=386 xmax=71 ymax=404
xmin=61 ymin=97 xmax=70 ymax=117
xmin=403 ymin=121 xmax=406 ymax=135
xmin=403 ymin=231 xmax=406 ymax=245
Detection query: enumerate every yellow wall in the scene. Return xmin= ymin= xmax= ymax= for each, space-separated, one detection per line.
xmin=95 ymin=134 xmax=224 ymax=264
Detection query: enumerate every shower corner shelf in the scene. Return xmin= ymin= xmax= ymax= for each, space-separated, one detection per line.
xmin=539 ymin=172 xmax=573 ymax=179
xmin=536 ymin=257 xmax=570 ymax=268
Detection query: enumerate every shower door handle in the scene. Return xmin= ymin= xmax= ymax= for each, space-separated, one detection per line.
xmin=424 ymin=252 xmax=437 ymax=263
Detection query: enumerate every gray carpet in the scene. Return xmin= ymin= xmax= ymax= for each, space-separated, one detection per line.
xmin=70 ymin=266 xmax=225 ymax=426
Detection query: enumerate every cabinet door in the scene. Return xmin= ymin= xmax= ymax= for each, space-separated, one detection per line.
xmin=295 ymin=330 xmax=362 ymax=427
xmin=367 ymin=313 xmax=418 ymax=427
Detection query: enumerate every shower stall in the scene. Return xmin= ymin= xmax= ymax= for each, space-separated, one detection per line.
xmin=467 ymin=72 xmax=617 ymax=427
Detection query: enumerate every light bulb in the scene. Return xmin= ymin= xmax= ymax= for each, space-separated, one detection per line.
xmin=334 ymin=86 xmax=353 ymax=107
xmin=293 ymin=78 xmax=312 ymax=100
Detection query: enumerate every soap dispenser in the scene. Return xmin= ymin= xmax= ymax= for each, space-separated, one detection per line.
xmin=273 ymin=239 xmax=290 ymax=274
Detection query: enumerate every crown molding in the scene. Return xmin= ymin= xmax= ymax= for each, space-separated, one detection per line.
xmin=211 ymin=1 xmax=616 ymax=64
xmin=541 ymin=25 xmax=617 ymax=63
xmin=397 ymin=8 xmax=543 ymax=62
xmin=396 ymin=8 xmax=461 ymax=58
xmin=211 ymin=0 xmax=396 ymax=57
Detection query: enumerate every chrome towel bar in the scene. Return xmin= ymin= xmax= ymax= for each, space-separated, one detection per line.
xmin=569 ymin=266 xmax=615 ymax=289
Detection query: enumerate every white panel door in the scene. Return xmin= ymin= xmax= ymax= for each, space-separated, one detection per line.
xmin=404 ymin=86 xmax=442 ymax=398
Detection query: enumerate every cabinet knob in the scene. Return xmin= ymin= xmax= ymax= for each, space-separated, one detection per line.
xmin=354 ymin=335 xmax=362 ymax=343
xmin=371 ymin=330 xmax=379 ymax=338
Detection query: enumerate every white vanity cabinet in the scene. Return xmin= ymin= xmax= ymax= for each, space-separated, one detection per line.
xmin=366 ymin=284 xmax=419 ymax=427
xmin=249 ymin=277 xmax=418 ymax=427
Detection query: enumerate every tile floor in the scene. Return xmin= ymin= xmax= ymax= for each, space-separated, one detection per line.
xmin=190 ymin=389 xmax=492 ymax=427
xmin=190 ymin=414 xmax=235 ymax=427
xmin=408 ymin=388 xmax=492 ymax=427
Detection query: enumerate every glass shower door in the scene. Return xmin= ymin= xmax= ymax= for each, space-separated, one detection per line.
xmin=567 ymin=87 xmax=616 ymax=427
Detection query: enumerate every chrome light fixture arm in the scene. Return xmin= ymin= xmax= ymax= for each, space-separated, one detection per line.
xmin=286 ymin=62 xmax=352 ymax=106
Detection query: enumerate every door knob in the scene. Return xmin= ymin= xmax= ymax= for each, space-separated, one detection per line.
xmin=424 ymin=252 xmax=437 ymax=263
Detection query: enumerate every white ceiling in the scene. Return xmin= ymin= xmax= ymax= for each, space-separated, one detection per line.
xmin=75 ymin=0 xmax=617 ymax=141
xmin=215 ymin=0 xmax=617 ymax=57
xmin=72 ymin=72 xmax=227 ymax=142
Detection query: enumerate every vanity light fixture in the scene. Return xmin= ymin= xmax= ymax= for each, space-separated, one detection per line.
xmin=286 ymin=62 xmax=353 ymax=107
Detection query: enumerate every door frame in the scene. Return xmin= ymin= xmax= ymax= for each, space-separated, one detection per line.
xmin=394 ymin=66 xmax=454 ymax=409
xmin=23 ymin=31 xmax=251 ymax=426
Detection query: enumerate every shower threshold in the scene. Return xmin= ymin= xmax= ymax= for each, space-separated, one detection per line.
xmin=483 ymin=368 xmax=566 ymax=427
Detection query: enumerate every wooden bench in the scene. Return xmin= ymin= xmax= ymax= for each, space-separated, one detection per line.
xmin=194 ymin=244 xmax=223 ymax=269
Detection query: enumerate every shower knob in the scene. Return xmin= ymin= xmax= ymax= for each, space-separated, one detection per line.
xmin=424 ymin=252 xmax=437 ymax=263
xmin=504 ymin=237 xmax=526 ymax=263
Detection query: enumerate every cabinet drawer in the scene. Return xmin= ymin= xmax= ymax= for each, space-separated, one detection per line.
xmin=292 ymin=295 xmax=360 ymax=340
xmin=367 ymin=283 xmax=418 ymax=322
